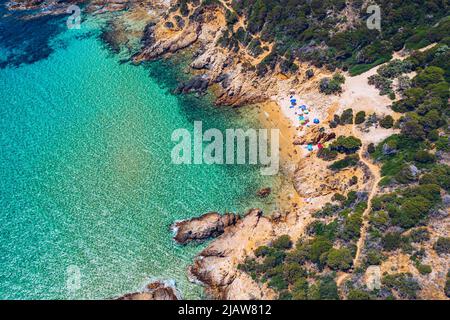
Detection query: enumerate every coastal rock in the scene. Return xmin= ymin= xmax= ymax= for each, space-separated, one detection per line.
xmin=172 ymin=212 xmax=240 ymax=244
xmin=117 ymin=280 xmax=180 ymax=300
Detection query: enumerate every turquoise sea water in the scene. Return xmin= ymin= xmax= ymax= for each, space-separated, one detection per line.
xmin=0 ymin=11 xmax=278 ymax=299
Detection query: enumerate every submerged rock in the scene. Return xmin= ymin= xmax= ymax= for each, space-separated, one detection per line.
xmin=256 ymin=187 xmax=271 ymax=198
xmin=172 ymin=212 xmax=240 ymax=244
xmin=174 ymin=75 xmax=210 ymax=95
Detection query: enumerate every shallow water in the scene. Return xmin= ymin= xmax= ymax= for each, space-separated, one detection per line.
xmin=0 ymin=6 xmax=280 ymax=299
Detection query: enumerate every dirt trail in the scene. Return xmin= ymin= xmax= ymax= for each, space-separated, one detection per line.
xmin=352 ymin=124 xmax=381 ymax=267
xmin=336 ymin=124 xmax=381 ymax=287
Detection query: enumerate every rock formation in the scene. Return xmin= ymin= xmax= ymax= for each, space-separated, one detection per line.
xmin=172 ymin=212 xmax=240 ymax=244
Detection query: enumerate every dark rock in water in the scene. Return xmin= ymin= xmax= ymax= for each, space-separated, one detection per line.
xmin=116 ymin=280 xmax=180 ymax=300
xmin=256 ymin=187 xmax=271 ymax=198
xmin=172 ymin=212 xmax=240 ymax=244
xmin=174 ymin=75 xmax=210 ymax=94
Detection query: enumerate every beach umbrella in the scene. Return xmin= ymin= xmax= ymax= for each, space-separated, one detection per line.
xmin=307 ymin=144 xmax=313 ymax=151
xmin=313 ymin=118 xmax=320 ymax=124
xmin=290 ymin=99 xmax=297 ymax=104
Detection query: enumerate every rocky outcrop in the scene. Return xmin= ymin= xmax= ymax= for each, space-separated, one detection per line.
xmin=117 ymin=280 xmax=180 ymax=300
xmin=133 ymin=22 xmax=200 ymax=62
xmin=293 ymin=126 xmax=336 ymax=145
xmin=188 ymin=209 xmax=277 ymax=299
xmin=172 ymin=212 xmax=240 ymax=244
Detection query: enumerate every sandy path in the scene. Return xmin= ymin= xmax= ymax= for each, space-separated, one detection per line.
xmin=352 ymin=124 xmax=381 ymax=268
xmin=336 ymin=124 xmax=381 ymax=288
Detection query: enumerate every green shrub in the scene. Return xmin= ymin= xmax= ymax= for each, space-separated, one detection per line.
xmin=409 ymin=228 xmax=430 ymax=243
xmin=340 ymin=108 xmax=354 ymax=125
xmin=347 ymin=289 xmax=371 ymax=300
xmin=355 ymin=111 xmax=366 ymax=124
xmin=291 ymin=277 xmax=309 ymax=300
xmin=318 ymin=276 xmax=339 ymax=300
xmin=382 ymin=232 xmax=403 ymax=251
xmin=329 ymin=154 xmax=360 ymax=171
xmin=416 ymin=264 xmax=432 ymax=275
xmin=268 ymin=274 xmax=288 ymax=291
xmin=308 ymin=237 xmax=333 ymax=264
xmin=366 ymin=249 xmax=384 ymax=265
xmin=330 ymin=136 xmax=362 ymax=154
xmin=382 ymin=273 xmax=420 ymax=299
xmin=379 ymin=115 xmax=394 ymax=128
xmin=272 ymin=235 xmax=292 ymax=250
xmin=255 ymin=246 xmax=271 ymax=257
xmin=434 ymin=237 xmax=450 ymax=255
xmin=317 ymin=147 xmax=338 ymax=161
xmin=319 ymin=73 xmax=346 ymax=95
xmin=326 ymin=247 xmax=353 ymax=271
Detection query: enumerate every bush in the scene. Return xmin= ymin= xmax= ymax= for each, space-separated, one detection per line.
xmin=319 ymin=73 xmax=346 ymax=95
xmin=272 ymin=235 xmax=292 ymax=250
xmin=409 ymin=228 xmax=430 ymax=243
xmin=308 ymin=237 xmax=333 ymax=264
xmin=367 ymin=143 xmax=375 ymax=154
xmin=282 ymin=263 xmax=307 ymax=284
xmin=347 ymin=289 xmax=371 ymax=300
xmin=330 ymin=136 xmax=362 ymax=154
xmin=413 ymin=150 xmax=435 ymax=164
xmin=268 ymin=274 xmax=288 ymax=291
xmin=263 ymin=250 xmax=286 ymax=269
xmin=318 ymin=276 xmax=339 ymax=300
xmin=291 ymin=277 xmax=309 ymax=300
xmin=340 ymin=108 xmax=354 ymax=125
xmin=366 ymin=249 xmax=384 ymax=265
xmin=416 ymin=264 xmax=432 ymax=275
xmin=379 ymin=115 xmax=394 ymax=128
xmin=382 ymin=232 xmax=403 ymax=251
xmin=326 ymin=247 xmax=353 ymax=270
xmin=393 ymin=195 xmax=432 ymax=228
xmin=317 ymin=148 xmax=338 ymax=161
xmin=382 ymin=273 xmax=420 ymax=299
xmin=329 ymin=154 xmax=360 ymax=171
xmin=255 ymin=246 xmax=271 ymax=257
xmin=355 ymin=111 xmax=366 ymax=124
xmin=434 ymin=237 xmax=450 ymax=255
